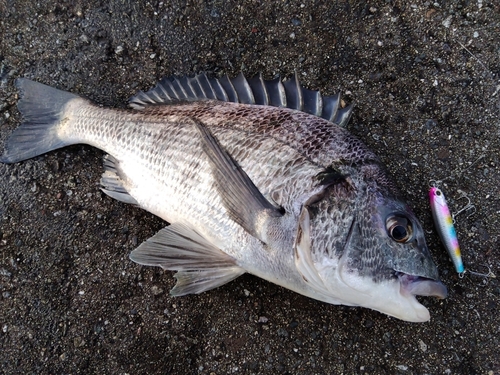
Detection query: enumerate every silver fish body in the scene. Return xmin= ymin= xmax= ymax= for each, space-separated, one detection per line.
xmin=1 ymin=74 xmax=447 ymax=322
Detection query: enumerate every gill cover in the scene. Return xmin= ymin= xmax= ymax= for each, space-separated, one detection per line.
xmin=293 ymin=177 xmax=446 ymax=322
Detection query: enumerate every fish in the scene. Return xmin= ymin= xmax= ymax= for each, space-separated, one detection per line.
xmin=429 ymin=187 xmax=465 ymax=273
xmin=1 ymin=73 xmax=447 ymax=322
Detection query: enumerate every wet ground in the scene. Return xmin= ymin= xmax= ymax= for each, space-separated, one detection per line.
xmin=0 ymin=1 xmax=499 ymax=374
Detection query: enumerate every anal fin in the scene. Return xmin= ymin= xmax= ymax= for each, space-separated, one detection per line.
xmin=171 ymin=267 xmax=245 ymax=296
xmin=100 ymin=154 xmax=138 ymax=205
xmin=129 ymin=223 xmax=245 ymax=295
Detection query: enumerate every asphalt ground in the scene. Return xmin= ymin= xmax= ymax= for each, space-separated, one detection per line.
xmin=0 ymin=1 xmax=499 ymax=374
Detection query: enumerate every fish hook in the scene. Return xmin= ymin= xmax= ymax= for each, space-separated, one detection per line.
xmin=428 ymin=154 xmax=486 ymax=189
xmin=451 ymin=190 xmax=475 ymax=224
xmin=462 ymin=265 xmax=496 ymax=279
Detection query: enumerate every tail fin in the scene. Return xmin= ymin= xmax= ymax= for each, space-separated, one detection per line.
xmin=1 ymin=79 xmax=81 ymax=163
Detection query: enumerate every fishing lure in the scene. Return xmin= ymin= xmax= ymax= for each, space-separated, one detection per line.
xmin=429 ymin=187 xmax=465 ymax=274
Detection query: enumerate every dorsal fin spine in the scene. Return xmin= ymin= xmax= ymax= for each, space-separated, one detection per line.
xmin=162 ymin=79 xmax=179 ymax=100
xmin=172 ymin=77 xmax=189 ymax=99
xmin=264 ymin=77 xmax=287 ymax=107
xmin=302 ymin=87 xmax=322 ymax=116
xmin=218 ymin=75 xmax=238 ymax=102
xmin=282 ymin=74 xmax=303 ymax=110
xmin=138 ymin=91 xmax=155 ymax=104
xmin=197 ymin=74 xmax=217 ymax=99
xmin=322 ymin=93 xmax=340 ymax=122
xmin=192 ymin=76 xmax=206 ymax=98
xmin=178 ymin=77 xmax=195 ymax=99
xmin=210 ymin=77 xmax=229 ymax=102
xmin=171 ymin=79 xmax=183 ymax=100
xmin=129 ymin=73 xmax=352 ymax=126
xmin=150 ymin=89 xmax=163 ymax=102
xmin=157 ymin=81 xmax=172 ymax=101
xmin=232 ymin=73 xmax=255 ymax=104
xmin=335 ymin=105 xmax=354 ymax=127
xmin=294 ymin=73 xmax=304 ymax=111
xmin=247 ymin=73 xmax=269 ymax=106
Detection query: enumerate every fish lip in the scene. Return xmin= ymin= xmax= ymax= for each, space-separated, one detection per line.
xmin=397 ymin=272 xmax=448 ymax=299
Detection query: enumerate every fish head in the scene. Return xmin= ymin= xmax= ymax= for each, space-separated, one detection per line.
xmin=295 ymin=165 xmax=447 ymax=322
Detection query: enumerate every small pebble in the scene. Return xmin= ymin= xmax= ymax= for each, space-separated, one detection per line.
xmin=277 ymin=328 xmax=289 ymax=337
xmin=442 ymin=15 xmax=452 ymax=28
xmin=150 ymin=285 xmax=164 ymax=296
xmin=419 ymin=339 xmax=428 ymax=352
xmin=0 ymin=268 xmax=12 ymax=277
xmin=73 ymin=337 xmax=85 ymax=347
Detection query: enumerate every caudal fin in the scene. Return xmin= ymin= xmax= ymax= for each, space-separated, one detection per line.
xmin=0 ymin=78 xmax=81 ymax=163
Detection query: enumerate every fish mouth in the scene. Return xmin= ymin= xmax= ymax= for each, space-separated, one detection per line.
xmin=397 ymin=272 xmax=448 ymax=299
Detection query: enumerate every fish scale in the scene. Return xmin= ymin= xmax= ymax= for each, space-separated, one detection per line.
xmin=1 ymin=74 xmax=448 ymax=322
xmin=67 ymin=106 xmax=230 ymax=227
xmin=66 ymin=102 xmax=322 ymax=255
xmin=136 ymin=100 xmax=379 ymax=170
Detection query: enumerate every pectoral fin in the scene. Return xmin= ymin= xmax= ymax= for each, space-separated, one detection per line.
xmin=129 ymin=223 xmax=245 ymax=295
xmin=193 ymin=119 xmax=284 ymax=242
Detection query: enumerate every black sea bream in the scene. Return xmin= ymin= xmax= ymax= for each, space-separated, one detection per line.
xmin=1 ymin=73 xmax=447 ymax=322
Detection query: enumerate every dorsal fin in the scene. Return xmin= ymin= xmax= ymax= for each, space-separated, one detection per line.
xmin=129 ymin=73 xmax=353 ymax=126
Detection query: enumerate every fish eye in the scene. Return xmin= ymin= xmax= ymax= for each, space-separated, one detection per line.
xmin=386 ymin=215 xmax=413 ymax=243
xmin=391 ymin=225 xmax=408 ymax=241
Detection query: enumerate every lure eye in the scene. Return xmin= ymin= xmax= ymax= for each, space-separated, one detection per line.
xmin=435 ymin=189 xmax=442 ymax=196
xmin=386 ymin=215 xmax=413 ymax=243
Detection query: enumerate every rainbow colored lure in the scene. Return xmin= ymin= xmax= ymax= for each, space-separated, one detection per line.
xmin=429 ymin=187 xmax=465 ymax=274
